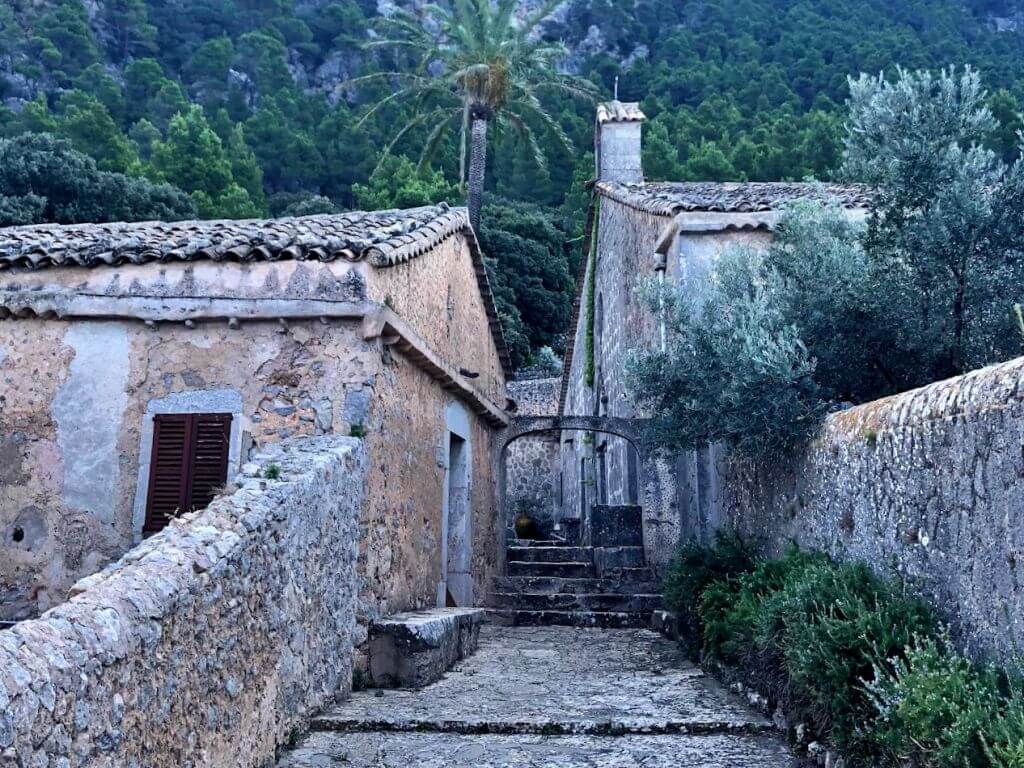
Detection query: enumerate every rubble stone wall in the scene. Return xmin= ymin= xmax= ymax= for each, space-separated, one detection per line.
xmin=504 ymin=378 xmax=560 ymax=537
xmin=0 ymin=317 xmax=376 ymax=621
xmin=561 ymin=197 xmax=675 ymax=562
xmin=367 ymin=232 xmax=506 ymax=404
xmin=357 ymin=348 xmax=502 ymax=621
xmin=0 ymin=436 xmax=365 ymax=768
xmin=718 ymin=356 xmax=1024 ymax=662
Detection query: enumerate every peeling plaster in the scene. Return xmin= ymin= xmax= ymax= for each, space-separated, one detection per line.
xmin=52 ymin=323 xmax=129 ymax=522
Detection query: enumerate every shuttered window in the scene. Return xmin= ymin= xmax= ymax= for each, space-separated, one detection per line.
xmin=144 ymin=413 xmax=232 ymax=534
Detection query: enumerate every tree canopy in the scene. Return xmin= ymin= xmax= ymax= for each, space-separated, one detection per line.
xmin=1 ymin=0 xmax=1023 ymax=363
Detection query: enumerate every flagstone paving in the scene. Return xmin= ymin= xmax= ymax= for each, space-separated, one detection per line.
xmin=276 ymin=625 xmax=798 ymax=767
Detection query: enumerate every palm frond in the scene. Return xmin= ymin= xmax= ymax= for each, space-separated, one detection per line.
xmin=375 ymin=107 xmax=460 ymax=174
xmin=504 ymin=112 xmax=549 ymax=171
xmin=419 ymin=111 xmax=459 ymax=172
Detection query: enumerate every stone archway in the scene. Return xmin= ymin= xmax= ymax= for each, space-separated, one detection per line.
xmin=495 ymin=415 xmax=672 ymax=567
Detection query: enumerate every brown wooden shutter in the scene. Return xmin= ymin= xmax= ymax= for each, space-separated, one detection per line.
xmin=188 ymin=414 xmax=232 ymax=511
xmin=144 ymin=413 xmax=232 ymax=534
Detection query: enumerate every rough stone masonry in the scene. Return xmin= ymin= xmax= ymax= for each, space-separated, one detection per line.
xmin=719 ymin=355 xmax=1024 ymax=662
xmin=0 ymin=436 xmax=365 ymax=768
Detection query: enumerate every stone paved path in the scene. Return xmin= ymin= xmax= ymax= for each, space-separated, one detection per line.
xmin=277 ymin=625 xmax=798 ymax=767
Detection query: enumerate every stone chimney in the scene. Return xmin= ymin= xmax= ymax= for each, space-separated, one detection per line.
xmin=595 ymin=101 xmax=646 ymax=183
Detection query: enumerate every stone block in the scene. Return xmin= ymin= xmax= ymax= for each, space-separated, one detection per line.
xmin=593 ymin=546 xmax=645 ymax=575
xmin=591 ymin=505 xmax=643 ymax=547
xmin=367 ymin=608 xmax=484 ymax=689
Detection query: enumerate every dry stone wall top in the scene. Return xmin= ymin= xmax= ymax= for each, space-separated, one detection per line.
xmin=719 ymin=355 xmax=1024 ymax=662
xmin=0 ymin=435 xmax=366 ymax=768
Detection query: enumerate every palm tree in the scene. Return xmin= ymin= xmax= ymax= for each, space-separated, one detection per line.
xmin=353 ymin=0 xmax=599 ymax=231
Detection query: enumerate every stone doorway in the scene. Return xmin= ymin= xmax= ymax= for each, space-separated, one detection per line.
xmin=440 ymin=427 xmax=472 ymax=607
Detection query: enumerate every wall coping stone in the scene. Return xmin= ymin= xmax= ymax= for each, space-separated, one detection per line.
xmin=0 ymin=435 xmax=366 ymax=767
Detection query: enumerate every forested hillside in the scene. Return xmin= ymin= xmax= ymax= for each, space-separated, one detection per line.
xmin=2 ymin=0 xmax=1023 ymax=365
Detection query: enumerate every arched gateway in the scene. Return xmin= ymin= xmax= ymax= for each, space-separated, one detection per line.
xmin=495 ymin=415 xmax=671 ymax=563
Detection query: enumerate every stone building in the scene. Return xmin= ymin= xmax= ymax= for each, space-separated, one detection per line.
xmin=503 ymin=375 xmax=560 ymax=538
xmin=558 ymin=102 xmax=871 ymax=569
xmin=0 ymin=204 xmax=510 ymax=624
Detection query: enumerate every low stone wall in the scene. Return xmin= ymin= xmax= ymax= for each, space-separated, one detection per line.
xmin=0 ymin=436 xmax=365 ymax=767
xmin=719 ymin=356 xmax=1024 ymax=662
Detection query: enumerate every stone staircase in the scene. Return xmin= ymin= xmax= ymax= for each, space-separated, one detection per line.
xmin=489 ymin=538 xmax=663 ymax=628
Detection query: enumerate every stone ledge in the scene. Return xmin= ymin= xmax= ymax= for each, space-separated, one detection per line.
xmin=367 ymin=608 xmax=484 ymax=689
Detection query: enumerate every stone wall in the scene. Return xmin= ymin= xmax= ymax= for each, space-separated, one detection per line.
xmin=357 ymin=349 xmax=502 ymax=619
xmin=561 ymin=196 xmax=676 ymax=566
xmin=504 ymin=378 xmax=560 ymax=538
xmin=0 ymin=436 xmax=365 ymax=767
xmin=0 ymin=317 xmax=375 ymax=620
xmin=716 ymin=356 xmax=1024 ymax=662
xmin=1 ymin=227 xmax=508 ymax=622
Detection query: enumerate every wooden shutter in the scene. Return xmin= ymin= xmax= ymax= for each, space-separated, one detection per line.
xmin=188 ymin=414 xmax=232 ymax=511
xmin=144 ymin=413 xmax=232 ymax=534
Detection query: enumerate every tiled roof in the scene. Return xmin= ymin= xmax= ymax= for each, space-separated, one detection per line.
xmin=595 ymin=101 xmax=646 ymax=124
xmin=596 ymin=181 xmax=873 ymax=215
xmin=0 ymin=205 xmax=465 ymax=271
xmin=0 ymin=203 xmax=513 ymax=375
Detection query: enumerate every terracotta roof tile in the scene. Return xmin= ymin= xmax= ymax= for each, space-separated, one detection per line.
xmin=596 ymin=101 xmax=646 ymax=124
xmin=0 ymin=205 xmax=461 ymax=271
xmin=596 ymin=181 xmax=873 ymax=215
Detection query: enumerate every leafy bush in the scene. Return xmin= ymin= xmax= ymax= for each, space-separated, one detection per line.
xmin=629 ymin=68 xmax=1024 ymax=457
xmin=701 ymin=548 xmax=827 ymax=663
xmin=663 ymin=532 xmax=754 ymax=651
xmin=764 ymin=561 xmax=933 ymax=741
xmin=986 ymin=701 xmax=1024 ymax=768
xmin=864 ymin=634 xmax=1003 ymax=767
xmin=669 ymin=541 xmax=1024 ymax=767
xmin=663 ymin=531 xmax=754 ymax=618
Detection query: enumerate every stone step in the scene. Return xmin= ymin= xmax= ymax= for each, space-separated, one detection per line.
xmin=506 ymin=561 xmax=594 ymax=578
xmin=488 ymin=609 xmax=655 ymax=629
xmin=365 ymin=608 xmax=484 ymax=689
xmin=507 ymin=538 xmax=573 ymax=548
xmin=593 ymin=545 xmax=646 ymax=571
xmin=279 ymin=731 xmax=796 ymax=767
xmin=602 ymin=566 xmax=656 ymax=581
xmin=506 ymin=545 xmax=592 ymax=563
xmin=493 ymin=576 xmax=661 ymax=595
xmin=488 ymin=592 xmax=663 ymax=613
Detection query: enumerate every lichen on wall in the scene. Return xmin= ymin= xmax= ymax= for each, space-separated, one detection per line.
xmin=0 ymin=436 xmax=365 ymax=768
xmin=717 ymin=355 xmax=1024 ymax=663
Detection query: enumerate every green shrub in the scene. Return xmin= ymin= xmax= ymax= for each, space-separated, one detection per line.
xmin=662 ymin=531 xmax=754 ymax=619
xmin=865 ymin=635 xmax=1003 ymax=767
xmin=677 ymin=544 xmax=1024 ymax=768
xmin=701 ymin=548 xmax=826 ymax=663
xmin=986 ymin=700 xmax=1024 ymax=768
xmin=767 ymin=562 xmax=933 ymax=743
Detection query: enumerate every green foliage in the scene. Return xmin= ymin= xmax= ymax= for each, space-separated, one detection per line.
xmin=358 ymin=0 xmax=598 ymax=188
xmin=533 ymin=346 xmax=563 ymax=376
xmin=679 ymin=544 xmax=1013 ymax=766
xmin=477 ymin=198 xmax=574 ymax=361
xmin=864 ymin=634 xmax=1004 ymax=767
xmin=662 ymin=531 xmax=754 ymax=629
xmin=0 ymin=133 xmax=193 ymax=225
xmin=149 ymin=105 xmax=263 ymax=217
xmin=842 ymin=66 xmax=1024 ymax=382
xmin=3 ymin=0 xmax=1024 ymax=366
xmin=985 ymin=701 xmax=1024 ymax=767
xmin=630 ymin=67 xmax=1024 ymax=456
xmin=763 ymin=561 xmax=933 ymax=741
xmin=352 ymin=155 xmax=459 ymax=210
xmin=263 ymin=462 xmax=281 ymax=480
